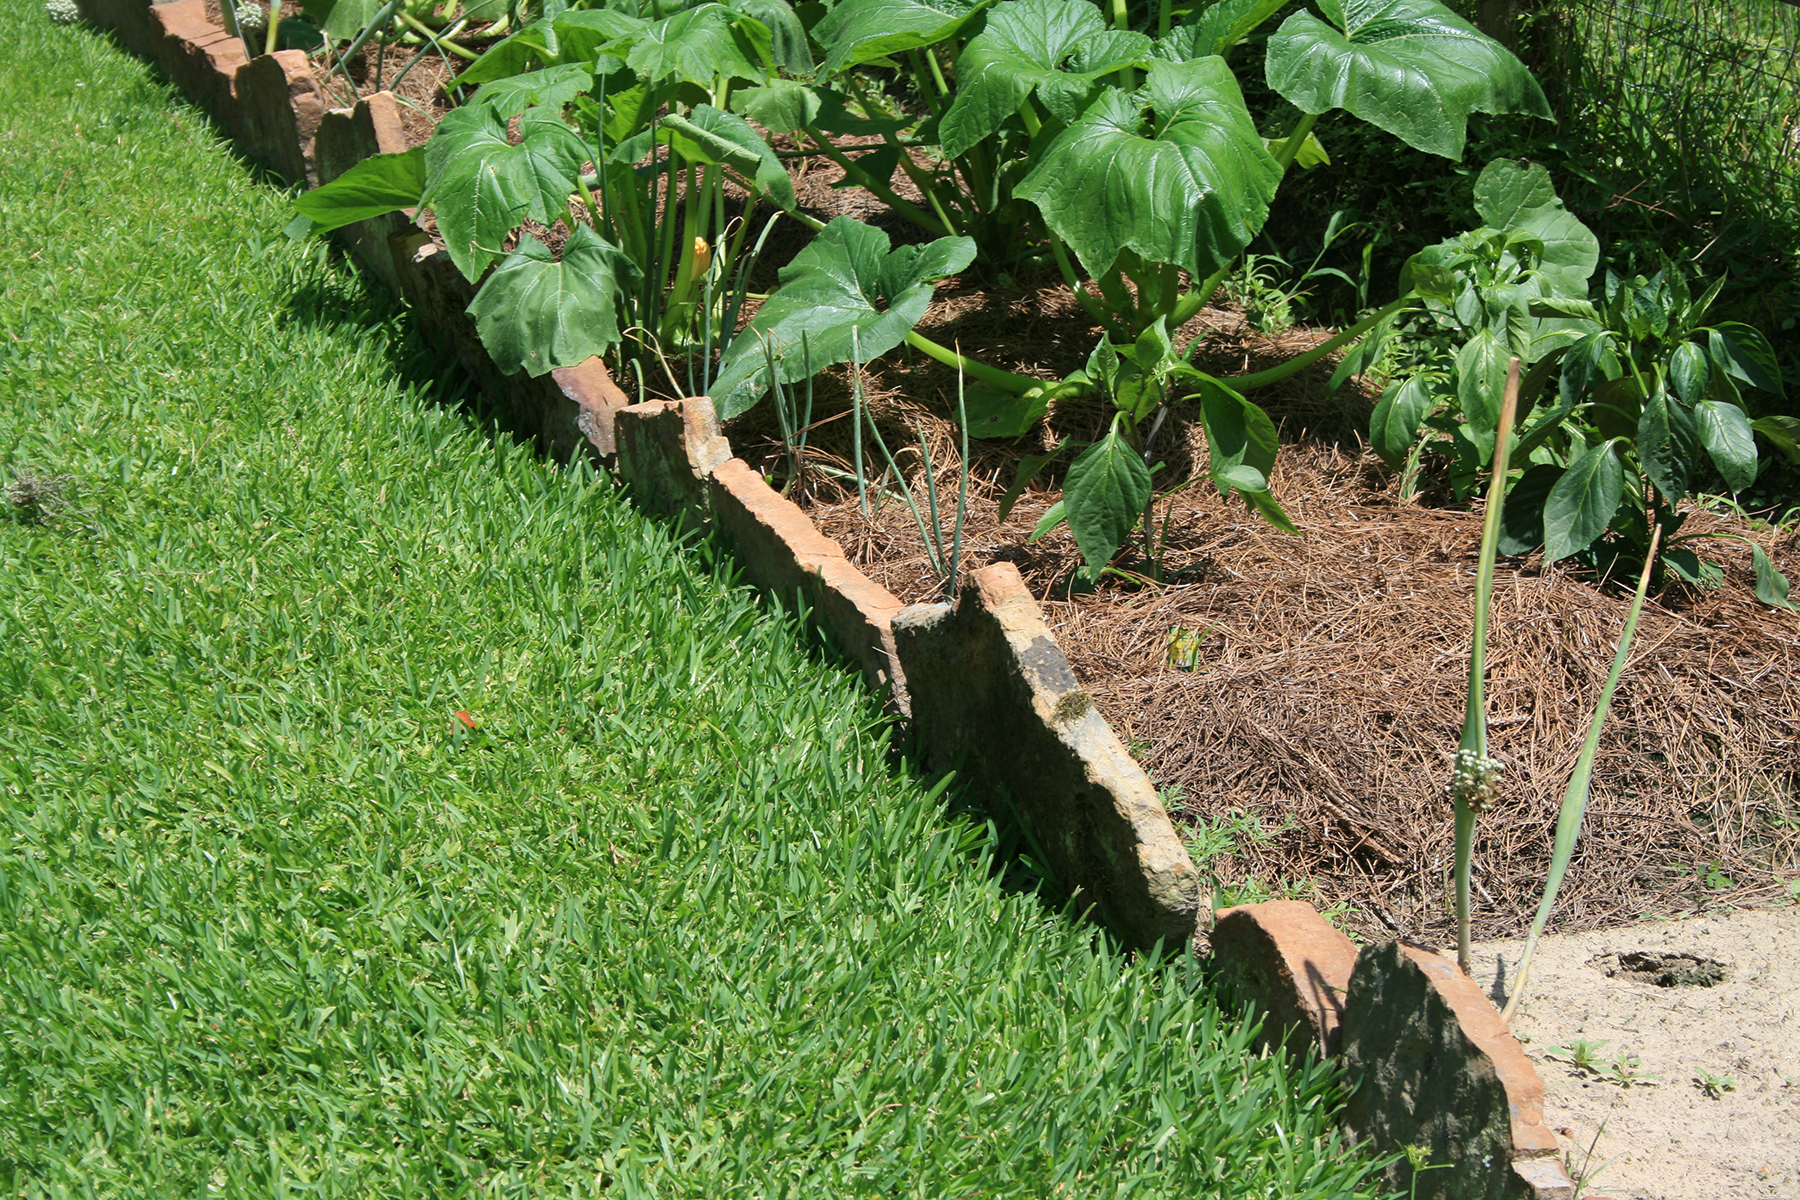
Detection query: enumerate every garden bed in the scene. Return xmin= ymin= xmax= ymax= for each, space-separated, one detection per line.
xmin=720 ymin=273 xmax=1800 ymax=945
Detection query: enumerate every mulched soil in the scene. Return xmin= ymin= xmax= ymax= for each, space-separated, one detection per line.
xmin=779 ymin=296 xmax=1800 ymax=946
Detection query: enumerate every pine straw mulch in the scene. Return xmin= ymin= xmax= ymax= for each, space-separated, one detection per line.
xmin=728 ymin=289 xmax=1800 ymax=947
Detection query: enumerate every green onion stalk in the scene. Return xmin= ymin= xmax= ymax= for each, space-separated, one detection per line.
xmin=1502 ymin=518 xmax=1662 ymax=1021
xmin=1450 ymin=357 xmax=1520 ymax=976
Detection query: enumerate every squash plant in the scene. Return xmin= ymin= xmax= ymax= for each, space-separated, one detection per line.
xmin=293 ymin=0 xmax=979 ymax=396
xmin=706 ymin=0 xmax=1551 ymax=577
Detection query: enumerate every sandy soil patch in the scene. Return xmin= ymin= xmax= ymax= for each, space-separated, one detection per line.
xmin=1474 ymin=907 xmax=1800 ymax=1198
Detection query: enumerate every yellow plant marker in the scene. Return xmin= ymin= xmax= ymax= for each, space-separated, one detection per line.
xmin=1167 ymin=626 xmax=1205 ymax=670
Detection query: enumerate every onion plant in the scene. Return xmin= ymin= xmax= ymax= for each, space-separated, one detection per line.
xmin=1501 ymin=519 xmax=1662 ymax=1020
xmin=1448 ymin=356 xmax=1520 ymax=976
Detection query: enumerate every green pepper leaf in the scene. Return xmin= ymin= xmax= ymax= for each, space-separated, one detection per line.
xmin=1016 ymin=57 xmax=1279 ymax=279
xmin=422 ymin=105 xmax=589 ymax=281
xmin=709 ymin=217 xmax=976 ymax=418
xmin=1751 ymin=542 xmax=1797 ymax=610
xmin=1694 ymin=399 xmax=1758 ymax=493
xmin=962 ymin=388 xmax=1051 ymax=439
xmin=1752 ymin=414 xmax=1800 ymax=464
xmin=1496 ymin=462 xmax=1561 ymax=555
xmin=1265 ymin=0 xmax=1549 ymax=159
xmin=466 ymin=225 xmax=642 ymax=377
xmin=1637 ymin=381 xmax=1699 ymax=503
xmin=1062 ymin=425 xmax=1152 ymax=575
xmin=1198 ymin=379 xmax=1278 ymax=484
xmin=937 ymin=0 xmax=1151 ymax=158
xmin=293 ymin=147 xmax=424 ymax=232
xmin=1543 ymin=438 xmax=1623 ymax=562
xmin=1368 ymin=375 xmax=1435 ymax=470
xmin=1709 ymin=322 xmax=1786 ymax=399
xmin=1455 ymin=326 xmax=1509 ymax=445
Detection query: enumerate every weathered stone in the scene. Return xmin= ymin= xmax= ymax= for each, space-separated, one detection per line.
xmin=1211 ymin=901 xmax=1357 ymax=1057
xmin=314 ymin=93 xmax=413 ymax=291
xmin=75 ymin=0 xmax=161 ymax=59
xmin=616 ymin=398 xmax=732 ymax=531
xmin=556 ymin=357 xmax=634 ymax=460
xmin=151 ymin=0 xmax=246 ymax=119
xmin=1342 ymin=941 xmax=1573 ymax=1200
xmin=706 ymin=458 xmax=905 ymax=700
xmin=232 ymin=50 xmax=325 ymax=185
xmin=892 ymin=564 xmax=1201 ymax=950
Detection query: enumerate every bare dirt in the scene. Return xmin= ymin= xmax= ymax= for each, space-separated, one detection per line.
xmin=1475 ymin=906 xmax=1800 ymax=1199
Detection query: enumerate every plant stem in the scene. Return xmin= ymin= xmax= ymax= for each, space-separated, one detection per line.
xmin=1046 ymin=234 xmax=1114 ymax=329
xmin=1226 ymin=295 xmax=1413 ymax=389
xmin=903 ymin=332 xmax=1041 ymax=394
xmin=1454 ymin=357 xmax=1521 ymax=976
xmin=1502 ymin=520 xmax=1662 ymax=1023
xmin=846 ymin=76 xmax=964 ymax=234
xmin=1111 ymin=0 xmax=1135 ymax=88
xmin=395 ymin=8 xmax=478 ymax=59
xmin=802 ymin=126 xmax=948 ymax=236
xmin=1271 ymin=111 xmax=1321 ymax=175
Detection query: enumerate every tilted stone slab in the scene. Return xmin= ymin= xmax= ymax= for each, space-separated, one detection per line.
xmin=314 ymin=93 xmax=413 ymax=292
xmin=233 ymin=50 xmax=325 ymax=186
xmin=151 ymin=0 xmax=246 ymax=120
xmin=1342 ymin=941 xmax=1573 ymax=1200
xmin=75 ymin=0 xmax=162 ymax=60
xmin=705 ymin=458 xmax=905 ymax=701
xmin=615 ymin=398 xmax=731 ymax=532
xmin=892 ymin=563 xmax=1201 ymax=950
xmin=1211 ymin=900 xmax=1357 ymax=1058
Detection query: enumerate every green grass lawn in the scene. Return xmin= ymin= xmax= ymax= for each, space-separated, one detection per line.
xmin=0 ymin=4 xmax=1390 ymax=1195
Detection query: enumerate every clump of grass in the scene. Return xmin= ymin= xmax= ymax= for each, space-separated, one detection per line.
xmin=0 ymin=10 xmax=1393 ymax=1196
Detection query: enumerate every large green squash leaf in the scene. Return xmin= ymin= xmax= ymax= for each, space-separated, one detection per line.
xmin=1543 ymin=438 xmax=1623 ymax=562
xmin=421 ymin=106 xmax=589 ymax=281
xmin=293 ymin=148 xmax=424 ymax=232
xmin=937 ymin=0 xmax=1151 ymax=158
xmin=466 ymin=64 xmax=595 ymax=118
xmin=466 ymin=225 xmax=641 ymax=377
xmin=814 ymin=0 xmax=992 ymax=76
xmin=728 ymin=0 xmax=814 ymax=73
xmin=1472 ymin=158 xmax=1598 ymax=297
xmin=1015 ymin=57 xmax=1279 ymax=279
xmin=1265 ymin=0 xmax=1549 ymax=158
xmin=1153 ymin=0 xmax=1287 ymax=62
xmin=1062 ymin=424 xmax=1152 ymax=575
xmin=625 ymin=3 xmax=769 ymax=87
xmin=708 ymin=217 xmax=977 ymax=418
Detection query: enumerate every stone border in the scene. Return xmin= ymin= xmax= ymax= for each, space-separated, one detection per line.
xmin=65 ymin=8 xmax=1601 ymax=1192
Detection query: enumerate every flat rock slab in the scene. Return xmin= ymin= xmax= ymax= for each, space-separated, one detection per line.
xmin=1342 ymin=940 xmax=1570 ymax=1200
xmin=1210 ymin=900 xmax=1357 ymax=1058
xmin=893 ymin=563 xmax=1200 ymax=950
xmin=1475 ymin=908 xmax=1800 ymax=1200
